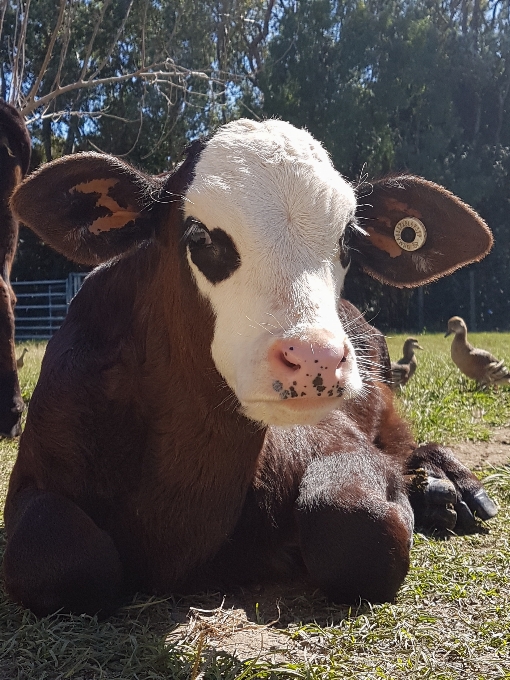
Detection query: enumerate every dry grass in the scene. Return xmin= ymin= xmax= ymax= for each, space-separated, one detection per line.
xmin=0 ymin=340 xmax=509 ymax=679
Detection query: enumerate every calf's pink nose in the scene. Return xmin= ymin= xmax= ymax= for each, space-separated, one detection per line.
xmin=268 ymin=338 xmax=348 ymax=399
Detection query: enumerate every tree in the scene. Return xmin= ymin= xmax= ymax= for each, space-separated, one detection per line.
xmin=0 ymin=0 xmax=276 ymax=159
xmin=0 ymin=0 xmax=276 ymax=278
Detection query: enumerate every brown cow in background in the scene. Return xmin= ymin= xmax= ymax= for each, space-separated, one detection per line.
xmin=0 ymin=101 xmax=30 ymax=437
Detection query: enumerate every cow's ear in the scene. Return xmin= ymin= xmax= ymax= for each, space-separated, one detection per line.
xmin=11 ymin=152 xmax=161 ymax=265
xmin=350 ymin=175 xmax=493 ymax=288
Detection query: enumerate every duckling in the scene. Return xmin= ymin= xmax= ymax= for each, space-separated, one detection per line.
xmin=16 ymin=347 xmax=28 ymax=369
xmin=390 ymin=337 xmax=424 ymax=390
xmin=445 ymin=316 xmax=510 ymax=386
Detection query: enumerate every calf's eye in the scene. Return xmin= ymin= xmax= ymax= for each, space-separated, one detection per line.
xmin=185 ymin=218 xmax=212 ymax=249
xmin=339 ymin=219 xmax=356 ymax=269
xmin=184 ymin=215 xmax=241 ymax=285
xmin=189 ymin=227 xmax=212 ymax=248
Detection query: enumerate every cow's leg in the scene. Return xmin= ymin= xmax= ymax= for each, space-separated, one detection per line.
xmin=4 ymin=489 xmax=124 ymax=617
xmin=406 ymin=443 xmax=498 ymax=533
xmin=296 ymin=449 xmax=413 ymax=604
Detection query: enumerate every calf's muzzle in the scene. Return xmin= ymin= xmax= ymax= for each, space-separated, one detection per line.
xmin=268 ymin=337 xmax=348 ymax=400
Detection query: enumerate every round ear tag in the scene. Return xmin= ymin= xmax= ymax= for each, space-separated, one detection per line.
xmin=393 ymin=217 xmax=427 ymax=252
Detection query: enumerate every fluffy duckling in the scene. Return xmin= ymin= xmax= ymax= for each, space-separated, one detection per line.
xmin=445 ymin=316 xmax=510 ymax=386
xmin=390 ymin=337 xmax=424 ymax=390
xmin=16 ymin=347 xmax=28 ymax=369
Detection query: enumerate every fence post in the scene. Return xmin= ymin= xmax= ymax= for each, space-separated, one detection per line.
xmin=417 ymin=287 xmax=424 ymax=332
xmin=469 ymin=270 xmax=476 ymax=331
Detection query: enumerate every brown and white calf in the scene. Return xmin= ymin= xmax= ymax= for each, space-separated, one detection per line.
xmin=0 ymin=101 xmax=30 ymax=438
xmin=4 ymin=119 xmax=497 ymax=617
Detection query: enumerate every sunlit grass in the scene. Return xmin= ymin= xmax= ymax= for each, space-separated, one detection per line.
xmin=0 ymin=339 xmax=509 ymax=679
xmin=16 ymin=340 xmax=46 ymax=404
xmin=386 ymin=333 xmax=510 ymax=444
xmin=0 ymin=341 xmax=45 ymax=518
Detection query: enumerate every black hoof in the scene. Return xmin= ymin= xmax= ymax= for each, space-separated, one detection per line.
xmin=464 ymin=488 xmax=498 ymax=521
xmin=424 ymin=476 xmax=457 ymax=505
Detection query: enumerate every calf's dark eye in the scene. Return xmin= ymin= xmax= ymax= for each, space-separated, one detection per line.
xmin=189 ymin=225 xmax=212 ymax=248
xmin=339 ymin=219 xmax=356 ymax=269
xmin=184 ymin=217 xmax=212 ymax=249
xmin=184 ymin=216 xmax=241 ymax=284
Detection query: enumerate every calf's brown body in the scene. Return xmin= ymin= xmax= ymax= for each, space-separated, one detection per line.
xmin=3 ymin=121 xmax=497 ymax=616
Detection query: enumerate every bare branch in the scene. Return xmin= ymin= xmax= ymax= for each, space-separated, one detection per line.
xmin=20 ymin=60 xmax=218 ymax=116
xmin=80 ymin=0 xmax=112 ymax=81
xmin=11 ymin=0 xmax=32 ymax=107
xmin=88 ymin=0 xmax=135 ymax=81
xmin=246 ymin=0 xmax=276 ymax=76
xmin=141 ymin=0 xmax=148 ymax=68
xmin=18 ymin=0 xmax=30 ymax=95
xmin=52 ymin=0 xmax=75 ymax=92
xmin=115 ymin=108 xmax=144 ymax=157
xmin=26 ymin=109 xmax=142 ymax=126
xmin=9 ymin=0 xmax=22 ymax=104
xmin=27 ymin=0 xmax=67 ymax=104
xmin=140 ymin=107 xmax=180 ymax=161
xmin=0 ymin=0 xmax=9 ymax=47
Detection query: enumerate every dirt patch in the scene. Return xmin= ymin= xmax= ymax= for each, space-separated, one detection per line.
xmin=166 ymin=586 xmax=342 ymax=665
xmin=451 ymin=426 xmax=510 ymax=469
xmin=167 ymin=602 xmax=307 ymax=665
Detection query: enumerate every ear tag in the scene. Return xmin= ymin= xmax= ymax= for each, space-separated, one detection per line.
xmin=394 ymin=217 xmax=427 ymax=251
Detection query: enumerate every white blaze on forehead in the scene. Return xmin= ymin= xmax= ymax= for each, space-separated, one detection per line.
xmin=183 ymin=119 xmax=360 ymax=424
xmin=185 ymin=119 xmax=356 ymax=284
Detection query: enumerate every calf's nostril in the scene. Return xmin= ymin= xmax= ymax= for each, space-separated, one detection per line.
xmin=281 ymin=352 xmax=300 ymax=370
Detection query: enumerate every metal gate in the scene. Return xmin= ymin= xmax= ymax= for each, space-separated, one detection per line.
xmin=13 ymin=272 xmax=87 ymax=340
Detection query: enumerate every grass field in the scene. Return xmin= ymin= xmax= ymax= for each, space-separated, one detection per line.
xmin=386 ymin=332 xmax=510 ymax=444
xmin=0 ymin=336 xmax=509 ymax=679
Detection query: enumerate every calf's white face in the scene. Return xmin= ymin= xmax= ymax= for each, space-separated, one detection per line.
xmin=184 ymin=119 xmax=362 ymax=427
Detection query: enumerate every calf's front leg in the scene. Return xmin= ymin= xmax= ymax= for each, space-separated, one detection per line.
xmin=4 ymin=488 xmax=124 ymax=617
xmin=295 ymin=449 xmax=414 ymax=604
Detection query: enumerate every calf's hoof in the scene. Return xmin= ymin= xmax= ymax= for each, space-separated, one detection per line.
xmin=407 ymin=445 xmax=498 ymax=534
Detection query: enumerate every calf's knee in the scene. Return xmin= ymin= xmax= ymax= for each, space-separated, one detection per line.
xmin=4 ymin=490 xmax=124 ymax=617
xmin=296 ymin=455 xmax=413 ymax=604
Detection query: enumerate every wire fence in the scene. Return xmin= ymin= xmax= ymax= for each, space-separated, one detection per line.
xmin=13 ymin=272 xmax=87 ymax=341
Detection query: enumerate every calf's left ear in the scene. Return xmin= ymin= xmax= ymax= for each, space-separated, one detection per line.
xmin=351 ymin=175 xmax=493 ymax=288
xmin=10 ymin=152 xmax=159 ymax=266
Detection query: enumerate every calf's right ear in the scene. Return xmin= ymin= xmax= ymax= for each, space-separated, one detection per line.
xmin=351 ymin=175 xmax=493 ymax=287
xmin=11 ymin=152 xmax=160 ymax=265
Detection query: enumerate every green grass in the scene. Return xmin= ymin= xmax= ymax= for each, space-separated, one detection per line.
xmin=386 ymin=332 xmax=510 ymax=444
xmin=0 ymin=341 xmax=46 ymax=509
xmin=0 ymin=338 xmax=509 ymax=679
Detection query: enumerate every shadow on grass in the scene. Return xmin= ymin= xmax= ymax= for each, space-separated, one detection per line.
xmin=0 ymin=524 xmax=362 ymax=679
